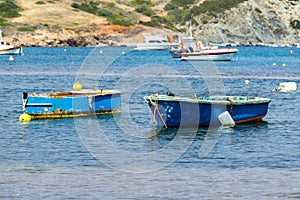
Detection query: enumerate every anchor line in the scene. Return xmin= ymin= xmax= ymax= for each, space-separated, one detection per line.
xmin=226 ymin=98 xmax=233 ymax=115
xmin=148 ymin=94 xmax=168 ymax=128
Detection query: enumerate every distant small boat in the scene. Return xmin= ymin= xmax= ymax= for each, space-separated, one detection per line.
xmin=274 ymin=82 xmax=297 ymax=93
xmin=169 ymin=23 xmax=238 ymax=61
xmin=0 ymin=29 xmax=22 ymax=55
xmin=22 ymin=89 xmax=121 ymax=120
xmin=134 ymin=33 xmax=179 ymax=51
xmin=144 ymin=94 xmax=271 ymax=127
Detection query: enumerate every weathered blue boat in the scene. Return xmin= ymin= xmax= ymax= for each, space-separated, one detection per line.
xmin=144 ymin=94 xmax=271 ymax=128
xmin=21 ymin=89 xmax=121 ymax=120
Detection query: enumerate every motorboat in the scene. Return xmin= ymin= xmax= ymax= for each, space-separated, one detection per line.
xmin=0 ymin=29 xmax=22 ymax=55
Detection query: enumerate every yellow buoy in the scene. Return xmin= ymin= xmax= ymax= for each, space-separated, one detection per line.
xmin=122 ymin=51 xmax=126 ymax=54
xmin=282 ymin=63 xmax=286 ymax=67
xmin=73 ymin=81 xmax=82 ymax=91
xmin=19 ymin=113 xmax=31 ymax=123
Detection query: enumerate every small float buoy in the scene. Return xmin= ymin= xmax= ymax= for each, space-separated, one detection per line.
xmin=282 ymin=63 xmax=286 ymax=67
xmin=99 ymin=50 xmax=103 ymax=54
xmin=245 ymin=79 xmax=250 ymax=85
xmin=272 ymin=63 xmax=276 ymax=66
xmin=72 ymin=81 xmax=82 ymax=91
xmin=19 ymin=113 xmax=31 ymax=123
xmin=218 ymin=111 xmax=235 ymax=127
xmin=289 ymin=49 xmax=294 ymax=54
xmin=276 ymin=82 xmax=297 ymax=92
xmin=64 ymin=48 xmax=67 ymax=52
xmin=9 ymin=55 xmax=14 ymax=62
xmin=122 ymin=51 xmax=126 ymax=54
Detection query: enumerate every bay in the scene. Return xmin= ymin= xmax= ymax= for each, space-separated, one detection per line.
xmin=0 ymin=46 xmax=299 ymax=199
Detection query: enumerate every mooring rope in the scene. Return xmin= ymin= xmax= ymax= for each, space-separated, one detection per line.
xmin=148 ymin=94 xmax=168 ymax=128
xmin=226 ymin=98 xmax=233 ymax=115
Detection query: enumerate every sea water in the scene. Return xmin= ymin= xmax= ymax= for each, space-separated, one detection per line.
xmin=0 ymin=46 xmax=299 ymax=199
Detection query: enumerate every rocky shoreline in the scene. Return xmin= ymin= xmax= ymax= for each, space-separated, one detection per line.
xmin=4 ymin=24 xmax=174 ymax=47
xmin=3 ymin=23 xmax=300 ymax=48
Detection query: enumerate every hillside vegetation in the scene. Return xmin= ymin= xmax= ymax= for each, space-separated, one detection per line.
xmin=0 ymin=0 xmax=300 ymax=46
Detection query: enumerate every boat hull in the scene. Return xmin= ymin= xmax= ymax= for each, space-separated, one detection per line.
xmin=144 ymin=95 xmax=270 ymax=127
xmin=180 ymin=48 xmax=238 ymax=61
xmin=23 ymin=90 xmax=121 ymax=119
xmin=0 ymin=46 xmax=22 ymax=55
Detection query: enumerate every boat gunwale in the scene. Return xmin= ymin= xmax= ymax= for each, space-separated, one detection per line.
xmin=144 ymin=95 xmax=271 ymax=105
xmin=29 ymin=90 xmax=121 ymax=98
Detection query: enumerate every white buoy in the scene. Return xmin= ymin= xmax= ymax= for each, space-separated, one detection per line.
xmin=9 ymin=55 xmax=14 ymax=61
xmin=218 ymin=111 xmax=235 ymax=127
xmin=245 ymin=79 xmax=250 ymax=85
xmin=277 ymin=82 xmax=297 ymax=92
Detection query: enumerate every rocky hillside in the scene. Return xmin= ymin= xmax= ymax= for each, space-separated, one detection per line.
xmin=195 ymin=0 xmax=300 ymax=45
xmin=0 ymin=0 xmax=299 ymax=46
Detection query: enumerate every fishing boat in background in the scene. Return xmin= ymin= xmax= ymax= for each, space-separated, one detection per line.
xmin=180 ymin=47 xmax=238 ymax=61
xmin=169 ymin=24 xmax=238 ymax=61
xmin=0 ymin=29 xmax=22 ymax=55
xmin=144 ymin=94 xmax=270 ymax=128
xmin=20 ymin=89 xmax=121 ymax=121
xmin=135 ymin=33 xmax=179 ymax=51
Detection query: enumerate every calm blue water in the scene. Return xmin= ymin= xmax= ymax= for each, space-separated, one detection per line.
xmin=0 ymin=46 xmax=300 ymax=199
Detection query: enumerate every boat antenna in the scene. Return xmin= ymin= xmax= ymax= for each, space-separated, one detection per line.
xmin=0 ymin=29 xmax=3 ymax=41
xmin=189 ymin=21 xmax=193 ymax=38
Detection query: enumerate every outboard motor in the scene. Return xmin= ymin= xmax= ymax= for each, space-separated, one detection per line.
xmin=23 ymin=91 xmax=28 ymax=100
xmin=22 ymin=91 xmax=28 ymax=112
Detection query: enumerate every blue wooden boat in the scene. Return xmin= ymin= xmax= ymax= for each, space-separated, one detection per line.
xmin=22 ymin=89 xmax=121 ymax=120
xmin=144 ymin=94 xmax=271 ymax=127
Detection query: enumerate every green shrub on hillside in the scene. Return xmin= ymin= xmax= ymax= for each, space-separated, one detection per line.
xmin=71 ymin=1 xmax=133 ymax=27
xmin=109 ymin=18 xmax=133 ymax=26
xmin=131 ymin=0 xmax=153 ymax=7
xmin=71 ymin=1 xmax=100 ymax=15
xmin=140 ymin=15 xmax=178 ymax=31
xmin=71 ymin=3 xmax=80 ymax=9
xmin=0 ymin=17 xmax=10 ymax=26
xmin=135 ymin=4 xmax=155 ymax=17
xmin=17 ymin=26 xmax=36 ymax=32
xmin=164 ymin=3 xmax=177 ymax=11
xmin=167 ymin=8 xmax=185 ymax=21
xmin=107 ymin=13 xmax=133 ymax=26
xmin=98 ymin=9 xmax=114 ymax=18
xmin=290 ymin=19 xmax=300 ymax=29
xmin=35 ymin=1 xmax=46 ymax=5
xmin=170 ymin=0 xmax=196 ymax=7
xmin=191 ymin=0 xmax=247 ymax=16
xmin=0 ymin=0 xmax=23 ymax=18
